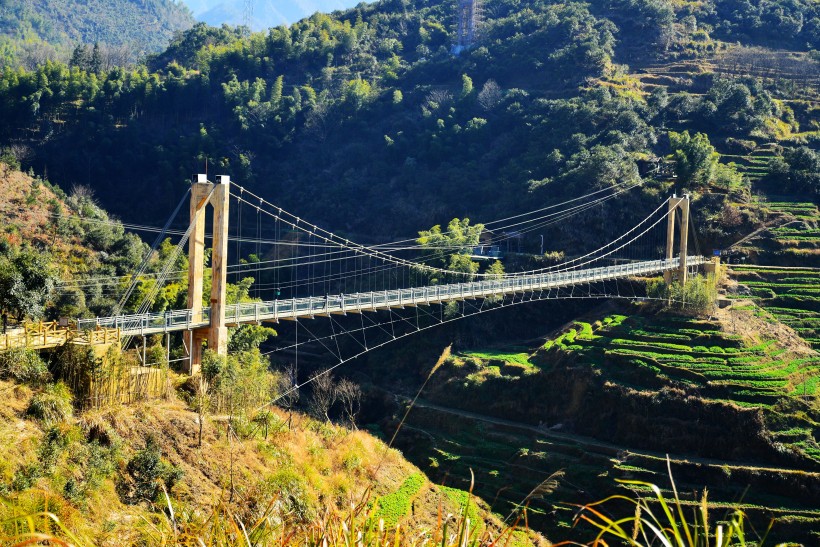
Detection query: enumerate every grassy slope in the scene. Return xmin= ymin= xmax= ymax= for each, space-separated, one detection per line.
xmin=0 ymin=162 xmax=544 ymax=544
xmin=0 ymin=162 xmax=139 ymax=285
xmin=0 ymin=163 xmax=64 ymax=248
xmin=0 ymin=376 xmax=540 ymax=545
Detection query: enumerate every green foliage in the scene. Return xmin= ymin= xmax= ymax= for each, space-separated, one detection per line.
xmin=121 ymin=436 xmax=183 ymax=504
xmin=461 ymin=350 xmax=533 ymax=367
xmin=228 ymin=324 xmax=277 ymax=352
xmin=649 ymin=275 xmax=718 ymax=314
xmin=0 ymin=0 xmax=634 ymax=246
xmin=0 ymin=348 xmax=50 ymax=385
xmin=418 ymin=218 xmax=483 ymax=280
xmin=418 ymin=219 xmax=483 ymax=260
xmin=461 ymin=74 xmax=474 ymax=98
xmin=669 ymin=130 xmax=719 ymax=186
xmin=708 ymin=0 xmax=820 ymax=50
xmin=26 ymin=382 xmax=73 ymax=424
xmin=262 ymin=468 xmax=315 ymax=523
xmin=486 ymin=260 xmax=505 ymax=279
xmin=373 ymin=472 xmax=426 ymax=526
xmin=0 ymin=247 xmax=57 ymax=321
xmin=604 ymin=0 xmax=675 ymax=49
xmin=201 ymin=349 xmax=279 ymax=416
xmin=767 ymin=147 xmax=820 ymax=198
xmin=0 ymin=148 xmax=21 ymax=170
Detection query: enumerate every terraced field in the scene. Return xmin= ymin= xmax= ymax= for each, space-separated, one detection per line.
xmin=396 ymin=311 xmax=820 ymax=543
xmin=398 ymin=403 xmax=820 ymax=544
xmin=730 ymin=200 xmax=820 ymax=350
xmin=545 ymin=314 xmax=820 ymax=409
xmin=732 ymin=265 xmax=820 ymax=350
xmin=722 ymin=143 xmax=779 ymax=182
xmin=744 ymin=200 xmax=820 ymax=261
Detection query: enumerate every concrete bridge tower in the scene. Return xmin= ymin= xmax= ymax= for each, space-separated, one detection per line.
xmin=664 ymin=194 xmax=691 ymax=286
xmin=186 ymin=174 xmax=231 ymax=374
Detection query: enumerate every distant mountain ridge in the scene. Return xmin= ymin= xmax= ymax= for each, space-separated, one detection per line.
xmin=0 ymin=0 xmax=195 ymax=68
xmin=183 ymin=0 xmax=361 ymax=30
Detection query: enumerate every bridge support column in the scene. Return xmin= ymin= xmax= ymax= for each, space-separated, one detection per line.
xmin=185 ymin=175 xmax=231 ymax=375
xmin=663 ymin=194 xmax=691 ymax=286
xmin=208 ymin=177 xmax=231 ymax=358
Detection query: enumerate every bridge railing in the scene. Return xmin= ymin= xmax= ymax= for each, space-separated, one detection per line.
xmin=87 ymin=256 xmax=708 ymax=336
xmin=219 ymin=256 xmax=707 ymax=323
xmin=77 ymin=308 xmax=210 ymax=335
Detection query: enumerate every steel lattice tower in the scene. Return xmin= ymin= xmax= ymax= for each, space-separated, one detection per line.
xmin=452 ymin=0 xmax=482 ymax=54
xmin=242 ymin=0 xmax=254 ymax=30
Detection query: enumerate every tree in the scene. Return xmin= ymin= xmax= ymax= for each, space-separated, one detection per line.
xmin=486 ymin=260 xmax=505 ymax=279
xmin=228 ymin=324 xmax=277 ymax=352
xmin=69 ymin=44 xmax=92 ymax=70
xmin=417 ymin=218 xmax=484 ymax=266
xmin=477 ymin=80 xmax=502 ymax=111
xmin=0 ymin=249 xmax=57 ymax=322
xmin=668 ymin=130 xmax=719 ymax=186
xmin=335 ymin=378 xmax=362 ymax=427
xmin=779 ymin=147 xmax=820 ymax=197
xmin=460 ymin=73 xmax=473 ymax=98
xmin=277 ymin=363 xmax=300 ymax=429
xmin=309 ymin=370 xmax=336 ymax=422
xmin=190 ymin=378 xmax=211 ymax=448
xmin=90 ymin=43 xmax=103 ymax=73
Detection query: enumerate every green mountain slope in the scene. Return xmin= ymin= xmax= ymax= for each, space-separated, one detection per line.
xmin=0 ymin=0 xmax=816 ymax=247
xmin=0 ymin=0 xmax=194 ymax=68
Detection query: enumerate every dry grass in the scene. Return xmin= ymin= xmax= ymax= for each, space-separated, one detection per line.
xmin=0 ymin=380 xmax=541 ymax=545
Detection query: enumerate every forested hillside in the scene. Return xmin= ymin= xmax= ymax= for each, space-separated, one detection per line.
xmin=0 ymin=0 xmax=817 ymax=254
xmin=0 ymin=0 xmax=194 ymax=68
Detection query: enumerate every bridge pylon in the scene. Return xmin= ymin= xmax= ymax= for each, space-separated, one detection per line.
xmin=664 ymin=193 xmax=690 ymax=286
xmin=186 ymin=174 xmax=231 ymax=374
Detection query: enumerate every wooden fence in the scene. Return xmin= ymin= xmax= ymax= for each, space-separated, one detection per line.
xmin=0 ymin=321 xmax=120 ymax=352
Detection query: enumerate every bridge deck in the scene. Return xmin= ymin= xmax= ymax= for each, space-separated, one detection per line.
xmin=71 ymin=256 xmax=707 ymax=338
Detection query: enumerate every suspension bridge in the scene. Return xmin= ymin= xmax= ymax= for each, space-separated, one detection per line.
xmin=1 ymin=175 xmax=715 ymax=375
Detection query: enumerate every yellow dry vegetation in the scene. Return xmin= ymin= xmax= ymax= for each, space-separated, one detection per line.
xmin=0 ymin=378 xmax=544 ymax=545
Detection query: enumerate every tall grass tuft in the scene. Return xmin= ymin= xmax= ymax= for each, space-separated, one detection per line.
xmin=0 ymin=465 xmax=798 ymax=546
xmin=0 ymin=348 xmax=51 ymax=385
xmin=26 ymin=381 xmax=73 ymax=424
xmin=557 ymin=458 xmax=782 ymax=547
xmin=1 ymin=483 xmax=528 ymax=546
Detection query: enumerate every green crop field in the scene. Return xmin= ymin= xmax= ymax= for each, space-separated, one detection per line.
xmin=545 ymin=314 xmax=820 ymax=406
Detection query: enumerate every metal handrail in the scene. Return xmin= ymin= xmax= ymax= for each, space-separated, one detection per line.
xmin=80 ymin=256 xmax=708 ymax=336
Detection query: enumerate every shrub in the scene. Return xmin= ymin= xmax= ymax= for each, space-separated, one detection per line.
xmin=263 ymin=468 xmax=315 ymax=523
xmin=38 ymin=424 xmax=79 ymax=473
xmin=651 ymin=275 xmax=718 ymax=314
xmin=0 ymin=348 xmax=50 ymax=385
xmin=11 ymin=463 xmax=41 ymax=492
xmin=120 ymin=436 xmax=183 ymax=503
xmin=26 ymin=382 xmax=73 ymax=424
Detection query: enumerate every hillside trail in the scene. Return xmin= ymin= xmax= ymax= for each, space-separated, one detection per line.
xmin=407 ymin=398 xmax=819 ymax=477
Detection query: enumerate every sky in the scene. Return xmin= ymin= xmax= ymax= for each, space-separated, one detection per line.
xmin=181 ymin=0 xmax=369 ymax=30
